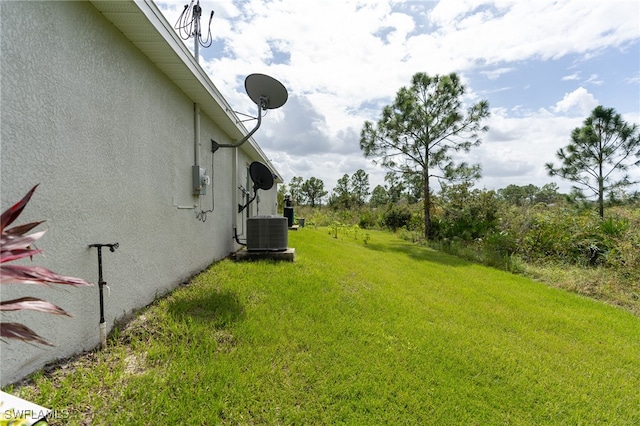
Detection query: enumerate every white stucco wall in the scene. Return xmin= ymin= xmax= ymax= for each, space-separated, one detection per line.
xmin=0 ymin=1 xmax=279 ymax=386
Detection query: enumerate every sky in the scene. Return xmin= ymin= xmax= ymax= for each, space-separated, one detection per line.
xmin=157 ymin=0 xmax=640 ymax=197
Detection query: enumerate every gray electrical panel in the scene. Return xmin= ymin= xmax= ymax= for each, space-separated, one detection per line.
xmin=192 ymin=165 xmax=208 ymax=195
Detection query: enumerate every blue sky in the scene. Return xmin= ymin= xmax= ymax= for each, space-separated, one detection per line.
xmin=159 ymin=0 xmax=640 ymax=196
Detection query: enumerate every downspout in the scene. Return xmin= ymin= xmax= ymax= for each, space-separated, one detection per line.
xmin=194 ymin=103 xmax=200 ymax=167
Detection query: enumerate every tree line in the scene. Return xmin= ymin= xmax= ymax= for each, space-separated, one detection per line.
xmin=281 ymin=173 xmax=569 ymax=213
xmin=280 ymin=72 xmax=640 ymax=238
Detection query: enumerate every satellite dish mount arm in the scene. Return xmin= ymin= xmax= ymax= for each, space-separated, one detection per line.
xmin=211 ymin=97 xmax=267 ymax=153
xmin=238 ymin=184 xmax=259 ymax=213
xmin=238 ymin=161 xmax=275 ymax=213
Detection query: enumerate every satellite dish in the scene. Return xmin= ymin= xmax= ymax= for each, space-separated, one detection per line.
xmin=238 ymin=161 xmax=275 ymax=213
xmin=245 ymin=73 xmax=288 ymax=110
xmin=249 ymin=161 xmax=274 ymax=191
xmin=212 ymin=73 xmax=288 ymax=152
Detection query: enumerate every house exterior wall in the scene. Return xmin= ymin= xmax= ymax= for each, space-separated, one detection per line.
xmin=0 ymin=1 xmax=279 ymax=386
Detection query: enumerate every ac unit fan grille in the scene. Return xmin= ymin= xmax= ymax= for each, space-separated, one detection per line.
xmin=246 ymin=216 xmax=288 ymax=251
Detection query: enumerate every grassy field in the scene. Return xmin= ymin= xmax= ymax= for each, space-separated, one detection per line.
xmin=9 ymin=227 xmax=640 ymax=424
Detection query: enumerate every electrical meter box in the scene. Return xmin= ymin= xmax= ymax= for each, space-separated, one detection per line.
xmin=192 ymin=165 xmax=209 ymax=195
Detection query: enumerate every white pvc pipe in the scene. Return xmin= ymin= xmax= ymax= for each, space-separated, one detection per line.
xmin=100 ymin=322 xmax=107 ymax=349
xmin=194 ymin=103 xmax=201 ymax=167
xmin=232 ymin=147 xmax=238 ymax=237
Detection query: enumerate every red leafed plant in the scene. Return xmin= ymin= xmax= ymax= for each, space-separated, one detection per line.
xmin=1 ymin=185 xmax=92 ymax=346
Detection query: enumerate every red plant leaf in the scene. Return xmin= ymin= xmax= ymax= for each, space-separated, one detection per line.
xmin=0 ymin=297 xmax=71 ymax=316
xmin=3 ymin=220 xmax=46 ymax=236
xmin=0 ymin=321 xmax=53 ymax=346
xmin=0 ymin=265 xmax=93 ymax=286
xmin=0 ymin=184 xmax=39 ymax=233
xmin=0 ymin=229 xmax=47 ymax=254
xmin=0 ymin=185 xmax=91 ymax=347
xmin=0 ymin=248 xmax=43 ymax=263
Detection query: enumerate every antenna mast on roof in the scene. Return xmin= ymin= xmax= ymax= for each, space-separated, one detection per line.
xmin=175 ymin=0 xmax=215 ymax=205
xmin=174 ymin=0 xmax=214 ymax=63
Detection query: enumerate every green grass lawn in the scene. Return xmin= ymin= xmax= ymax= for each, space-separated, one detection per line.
xmin=10 ymin=227 xmax=640 ymax=425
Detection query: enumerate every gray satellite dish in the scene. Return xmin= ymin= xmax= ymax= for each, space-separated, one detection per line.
xmin=249 ymin=161 xmax=275 ymax=191
xmin=239 ymin=161 xmax=275 ymax=212
xmin=212 ymin=73 xmax=288 ymax=152
xmin=245 ymin=73 xmax=288 ymax=110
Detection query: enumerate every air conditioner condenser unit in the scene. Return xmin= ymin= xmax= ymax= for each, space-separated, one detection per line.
xmin=246 ymin=216 xmax=288 ymax=251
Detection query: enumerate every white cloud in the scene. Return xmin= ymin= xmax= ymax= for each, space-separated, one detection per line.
xmin=424 ymin=0 xmax=639 ymax=66
xmin=583 ymin=74 xmax=604 ymax=86
xmin=552 ymin=87 xmax=599 ymax=116
xmin=474 ymin=107 xmax=583 ymax=191
xmin=626 ymin=72 xmax=640 ymax=85
xmin=481 ymin=67 xmax=515 ymax=80
xmin=562 ymin=72 xmax=581 ymax=81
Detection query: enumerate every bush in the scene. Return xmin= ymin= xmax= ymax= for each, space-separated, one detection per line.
xmin=358 ymin=210 xmax=379 ymax=229
xmin=434 ymin=184 xmax=500 ymax=241
xmin=598 ymin=211 xmax=640 ymax=278
xmin=490 ymin=204 xmax=640 ymax=269
xmin=382 ymin=205 xmax=412 ymax=231
xmin=485 ymin=230 xmax=519 ymax=257
xmin=306 ymin=209 xmax=333 ymax=227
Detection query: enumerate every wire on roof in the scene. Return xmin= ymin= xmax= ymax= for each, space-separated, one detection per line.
xmin=174 ymin=0 xmax=214 ymax=48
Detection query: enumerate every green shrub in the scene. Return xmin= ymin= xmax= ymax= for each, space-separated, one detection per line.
xmin=358 ymin=210 xmax=379 ymax=229
xmin=382 ymin=205 xmax=412 ymax=230
xmin=306 ymin=209 xmax=332 ymax=227
xmin=485 ymin=230 xmax=519 ymax=257
xmin=397 ymin=227 xmax=426 ymax=245
xmin=433 ymin=184 xmax=500 ymax=241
